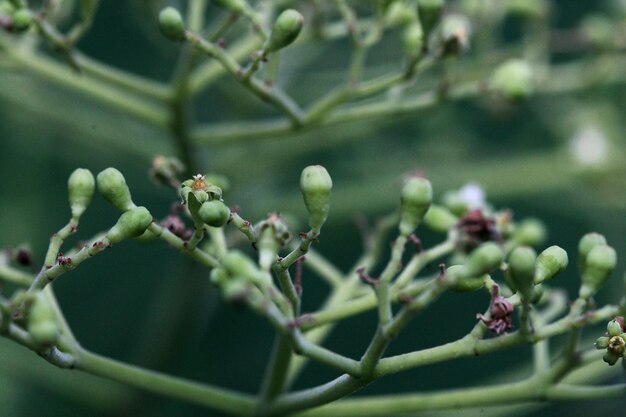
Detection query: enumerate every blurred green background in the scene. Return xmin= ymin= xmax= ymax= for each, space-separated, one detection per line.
xmin=1 ymin=0 xmax=626 ymax=416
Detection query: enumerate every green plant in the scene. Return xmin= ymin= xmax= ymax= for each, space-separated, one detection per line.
xmin=1 ymin=1 xmax=626 ymax=416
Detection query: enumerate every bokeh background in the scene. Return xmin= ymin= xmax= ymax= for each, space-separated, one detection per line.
xmin=1 ymin=0 xmax=626 ymax=416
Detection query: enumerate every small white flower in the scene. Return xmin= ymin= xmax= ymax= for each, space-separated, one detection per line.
xmin=457 ymin=183 xmax=486 ymax=210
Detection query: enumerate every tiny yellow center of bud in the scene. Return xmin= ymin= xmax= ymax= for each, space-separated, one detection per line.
xmin=192 ymin=174 xmax=207 ymax=191
xmin=608 ymin=335 xmax=626 ymax=355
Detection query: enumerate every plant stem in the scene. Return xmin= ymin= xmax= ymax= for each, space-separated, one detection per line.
xmin=0 ymin=36 xmax=170 ymax=128
xmin=186 ymin=32 xmax=304 ymax=124
xmin=258 ymin=335 xmax=293 ymax=406
xmin=74 ymin=348 xmax=256 ymax=416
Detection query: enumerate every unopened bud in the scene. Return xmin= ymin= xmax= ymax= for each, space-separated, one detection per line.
xmin=448 ymin=265 xmax=486 ymax=292
xmin=211 ymin=0 xmax=247 ymax=13
xmin=511 ymin=218 xmax=546 ymax=247
xmin=578 ymin=232 xmax=607 ymax=274
xmin=423 ymin=204 xmax=457 ymax=233
xmin=97 ymin=168 xmax=135 ymax=212
xmin=159 ymin=7 xmax=185 ymax=41
xmin=300 ymin=165 xmax=332 ymax=232
xmin=399 ymin=176 xmax=432 ymax=236
xmin=106 ymin=207 xmax=153 ymax=244
xmin=386 ymin=1 xmax=416 ymax=26
xmin=507 ymin=246 xmax=536 ymax=303
xmin=403 ymin=21 xmax=424 ymax=56
xmin=198 ymin=200 xmax=230 ymax=227
xmin=266 ymin=9 xmax=303 ymax=53
xmin=491 ymin=59 xmax=535 ymax=101
xmin=579 ymin=244 xmax=617 ymax=299
xmin=12 ymin=8 xmax=32 ymax=32
xmin=68 ymin=168 xmax=95 ymax=218
xmin=222 ymin=250 xmax=261 ymax=281
xmin=438 ymin=14 xmax=471 ymax=56
xmin=535 ymin=245 xmax=568 ymax=284
xmin=27 ymin=293 xmax=58 ymax=346
xmin=465 ymin=242 xmax=504 ymax=277
xmin=608 ymin=319 xmax=623 ymax=337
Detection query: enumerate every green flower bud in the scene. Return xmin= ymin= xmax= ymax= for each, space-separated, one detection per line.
xmin=507 ymin=246 xmax=537 ymax=303
xmin=158 ymin=7 xmax=185 ymax=42
xmin=266 ymin=9 xmax=304 ymax=53
xmin=491 ymin=59 xmax=535 ymax=101
xmin=399 ymin=177 xmax=432 ymax=236
xmin=27 ymin=293 xmax=58 ymax=346
xmin=608 ymin=319 xmax=623 ymax=337
xmin=437 ymin=14 xmax=472 ymax=56
xmin=403 ymin=21 xmax=424 ymax=56
xmin=258 ymin=225 xmax=280 ymax=272
xmin=423 ymin=204 xmax=458 ymax=233
xmin=603 ymin=351 xmax=621 ymax=366
xmin=579 ymin=244 xmax=617 ymax=299
xmin=465 ymin=242 xmax=504 ymax=277
xmin=198 ymin=200 xmax=230 ymax=227
xmin=12 ymin=8 xmax=32 ymax=33
xmin=67 ymin=168 xmax=95 ymax=218
xmin=510 ymin=218 xmax=546 ymax=247
xmin=595 ymin=336 xmax=610 ymax=349
xmin=106 ymin=207 xmax=153 ymax=244
xmin=578 ymin=232 xmax=607 ymax=274
xmin=535 ymin=245 xmax=568 ymax=284
xmin=300 ymin=165 xmax=332 ymax=232
xmin=386 ymin=1 xmax=416 ymax=26
xmin=222 ymin=250 xmax=261 ymax=280
xmin=210 ymin=267 xmax=230 ymax=286
xmin=448 ymin=265 xmax=486 ymax=292
xmin=211 ymin=0 xmax=247 ymax=13
xmin=417 ymin=0 xmax=444 ymax=36
xmin=97 ymin=168 xmax=135 ymax=212
xmin=222 ymin=279 xmax=250 ymax=302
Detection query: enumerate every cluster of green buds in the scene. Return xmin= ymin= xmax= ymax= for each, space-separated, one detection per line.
xmin=502 ymin=245 xmax=568 ymax=304
xmin=595 ymin=317 xmax=626 ymax=366
xmin=0 ymin=1 xmax=33 ymax=33
xmin=578 ymin=233 xmax=617 ymax=299
xmin=180 ymin=174 xmax=231 ymax=228
xmin=96 ymin=168 xmax=153 ymax=244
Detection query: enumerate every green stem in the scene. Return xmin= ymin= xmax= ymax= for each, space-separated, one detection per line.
xmin=269 ymin=374 xmax=369 ymax=417
xmin=0 ymin=37 xmax=170 ymax=128
xmin=0 ymin=264 xmax=33 ymax=286
xmin=293 ymin=379 xmax=542 ymax=417
xmin=258 ymin=335 xmax=293 ymax=406
xmin=76 ymin=52 xmax=171 ymax=101
xmin=186 ymin=32 xmax=304 ymax=124
xmin=373 ymin=304 xmax=621 ymax=378
xmin=75 ymin=348 xmax=256 ymax=416
xmin=148 ymin=223 xmax=220 ymax=268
